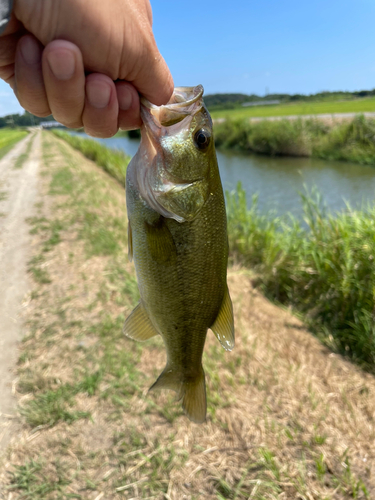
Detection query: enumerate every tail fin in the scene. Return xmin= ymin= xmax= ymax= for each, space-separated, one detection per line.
xmin=149 ymin=365 xmax=207 ymax=424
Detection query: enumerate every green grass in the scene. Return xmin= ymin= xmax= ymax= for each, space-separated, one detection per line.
xmin=51 ymin=130 xmax=130 ymax=184
xmin=20 ymin=384 xmax=91 ymax=427
xmin=211 ymin=96 xmax=375 ymax=120
xmin=0 ymin=127 xmax=28 ymax=159
xmin=227 ymin=183 xmax=375 ymax=369
xmin=215 ymin=114 xmax=375 ymax=164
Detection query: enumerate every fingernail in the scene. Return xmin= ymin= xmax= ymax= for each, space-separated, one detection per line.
xmin=86 ymin=80 xmax=111 ymax=109
xmin=46 ymin=49 xmax=75 ymax=80
xmin=20 ymin=37 xmax=40 ymax=65
xmin=117 ymin=84 xmax=133 ymax=111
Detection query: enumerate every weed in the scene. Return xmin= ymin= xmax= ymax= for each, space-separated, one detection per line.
xmin=52 ymin=130 xmax=130 ymax=184
xmin=20 ymin=385 xmax=91 ymax=427
xmin=7 ymin=459 xmax=74 ymax=499
xmin=27 ymin=254 xmax=52 ymax=284
xmin=227 ymin=183 xmax=375 ymax=369
xmin=215 ymin=114 xmax=375 ymax=165
xmin=49 ymin=166 xmax=74 ymax=195
xmin=80 ymin=211 xmax=120 ymax=256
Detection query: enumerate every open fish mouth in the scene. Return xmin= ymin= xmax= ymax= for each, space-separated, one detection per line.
xmin=140 ymin=85 xmax=204 ymax=128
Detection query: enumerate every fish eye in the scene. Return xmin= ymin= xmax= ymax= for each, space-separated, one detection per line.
xmin=194 ymin=129 xmax=211 ymax=151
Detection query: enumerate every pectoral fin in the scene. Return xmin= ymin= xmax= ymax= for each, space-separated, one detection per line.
xmin=128 ymin=220 xmax=133 ymax=262
xmin=211 ymin=286 xmax=235 ymax=351
xmin=123 ymin=302 xmax=159 ymax=342
xmin=145 ymin=217 xmax=176 ymax=264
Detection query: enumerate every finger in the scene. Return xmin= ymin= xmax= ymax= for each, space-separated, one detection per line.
xmin=83 ymin=74 xmax=119 ymax=138
xmin=128 ymin=37 xmax=174 ymax=106
xmin=42 ymin=40 xmax=85 ymax=128
xmin=0 ymin=13 xmax=23 ymax=36
xmin=0 ymin=32 xmax=21 ymax=66
xmin=14 ymin=35 xmax=50 ymax=116
xmin=0 ymin=63 xmax=15 ymax=88
xmin=116 ymin=81 xmax=141 ymax=131
xmin=0 ymin=32 xmax=24 ymax=89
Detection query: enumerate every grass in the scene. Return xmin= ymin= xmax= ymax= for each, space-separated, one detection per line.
xmin=211 ymin=95 xmax=375 ymax=120
xmin=1 ymin=131 xmax=374 ymax=499
xmin=214 ymin=114 xmax=375 ymax=164
xmin=227 ymin=183 xmax=375 ymax=369
xmin=0 ymin=127 xmax=28 ymax=159
xmin=51 ymin=129 xmax=130 ymax=184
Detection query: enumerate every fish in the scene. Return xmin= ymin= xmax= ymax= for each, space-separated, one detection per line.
xmin=124 ymin=85 xmax=234 ymax=423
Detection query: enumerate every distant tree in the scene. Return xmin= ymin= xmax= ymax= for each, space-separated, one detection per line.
xmin=0 ymin=111 xmax=53 ymax=128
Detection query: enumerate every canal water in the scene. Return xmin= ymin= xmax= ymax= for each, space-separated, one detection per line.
xmin=70 ymin=132 xmax=375 ymax=216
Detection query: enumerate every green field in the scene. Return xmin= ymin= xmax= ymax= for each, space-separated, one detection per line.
xmin=211 ymin=96 xmax=375 ymax=120
xmin=0 ymin=128 xmax=28 ymax=159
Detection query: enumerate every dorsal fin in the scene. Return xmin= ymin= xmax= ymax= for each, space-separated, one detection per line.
xmin=210 ymin=286 xmax=235 ymax=351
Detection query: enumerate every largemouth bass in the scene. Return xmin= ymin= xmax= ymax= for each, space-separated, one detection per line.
xmin=124 ymin=85 xmax=234 ymax=423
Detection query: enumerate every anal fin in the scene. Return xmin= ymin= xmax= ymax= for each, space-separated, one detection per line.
xmin=123 ymin=302 xmax=159 ymax=342
xmin=211 ymin=285 xmax=235 ymax=351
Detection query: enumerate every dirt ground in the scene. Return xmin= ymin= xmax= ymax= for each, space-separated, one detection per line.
xmin=0 ymin=132 xmax=374 ymax=499
xmin=0 ymin=131 xmax=39 ymax=454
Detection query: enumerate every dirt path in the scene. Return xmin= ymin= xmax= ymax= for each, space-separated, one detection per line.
xmin=0 ymin=131 xmax=40 ymax=454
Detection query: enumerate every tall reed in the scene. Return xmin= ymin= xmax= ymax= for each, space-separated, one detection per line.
xmin=215 ymin=115 xmax=375 ymax=165
xmin=227 ymin=184 xmax=375 ymax=368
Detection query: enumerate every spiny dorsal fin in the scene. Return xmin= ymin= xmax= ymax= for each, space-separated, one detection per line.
xmin=145 ymin=218 xmax=176 ymax=264
xmin=211 ymin=286 xmax=235 ymax=351
xmin=128 ymin=220 xmax=133 ymax=262
xmin=123 ymin=302 xmax=159 ymax=342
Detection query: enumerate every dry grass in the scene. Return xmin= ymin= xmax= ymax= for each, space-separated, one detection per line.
xmin=0 ymin=133 xmax=374 ymax=499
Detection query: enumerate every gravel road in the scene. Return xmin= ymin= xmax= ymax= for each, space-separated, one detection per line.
xmin=0 ymin=131 xmax=40 ymax=455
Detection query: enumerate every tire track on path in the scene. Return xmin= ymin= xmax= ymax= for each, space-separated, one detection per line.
xmin=0 ymin=130 xmax=40 ymax=455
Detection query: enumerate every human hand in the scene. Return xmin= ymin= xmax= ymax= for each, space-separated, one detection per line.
xmin=0 ymin=0 xmax=173 ymax=137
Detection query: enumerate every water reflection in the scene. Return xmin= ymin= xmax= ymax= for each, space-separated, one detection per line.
xmin=68 ymin=131 xmax=375 ymax=216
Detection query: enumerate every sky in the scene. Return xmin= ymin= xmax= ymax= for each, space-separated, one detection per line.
xmin=1 ymin=0 xmax=375 ymax=116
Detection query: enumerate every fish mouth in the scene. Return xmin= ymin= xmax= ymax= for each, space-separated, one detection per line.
xmin=140 ymin=85 xmax=204 ymax=133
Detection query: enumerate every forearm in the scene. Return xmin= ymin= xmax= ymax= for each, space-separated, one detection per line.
xmin=0 ymin=0 xmax=12 ymax=34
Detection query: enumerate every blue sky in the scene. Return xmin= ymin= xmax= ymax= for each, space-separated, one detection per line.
xmin=1 ymin=0 xmax=375 ymax=116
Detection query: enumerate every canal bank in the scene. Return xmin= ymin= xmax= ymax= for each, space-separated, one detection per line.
xmin=67 ymin=130 xmax=375 ymax=217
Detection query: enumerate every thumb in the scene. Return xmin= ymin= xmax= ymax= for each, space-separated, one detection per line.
xmin=130 ymin=43 xmax=174 ymax=106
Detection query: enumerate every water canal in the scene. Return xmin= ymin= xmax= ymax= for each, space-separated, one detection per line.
xmin=69 ymin=132 xmax=375 ymax=216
